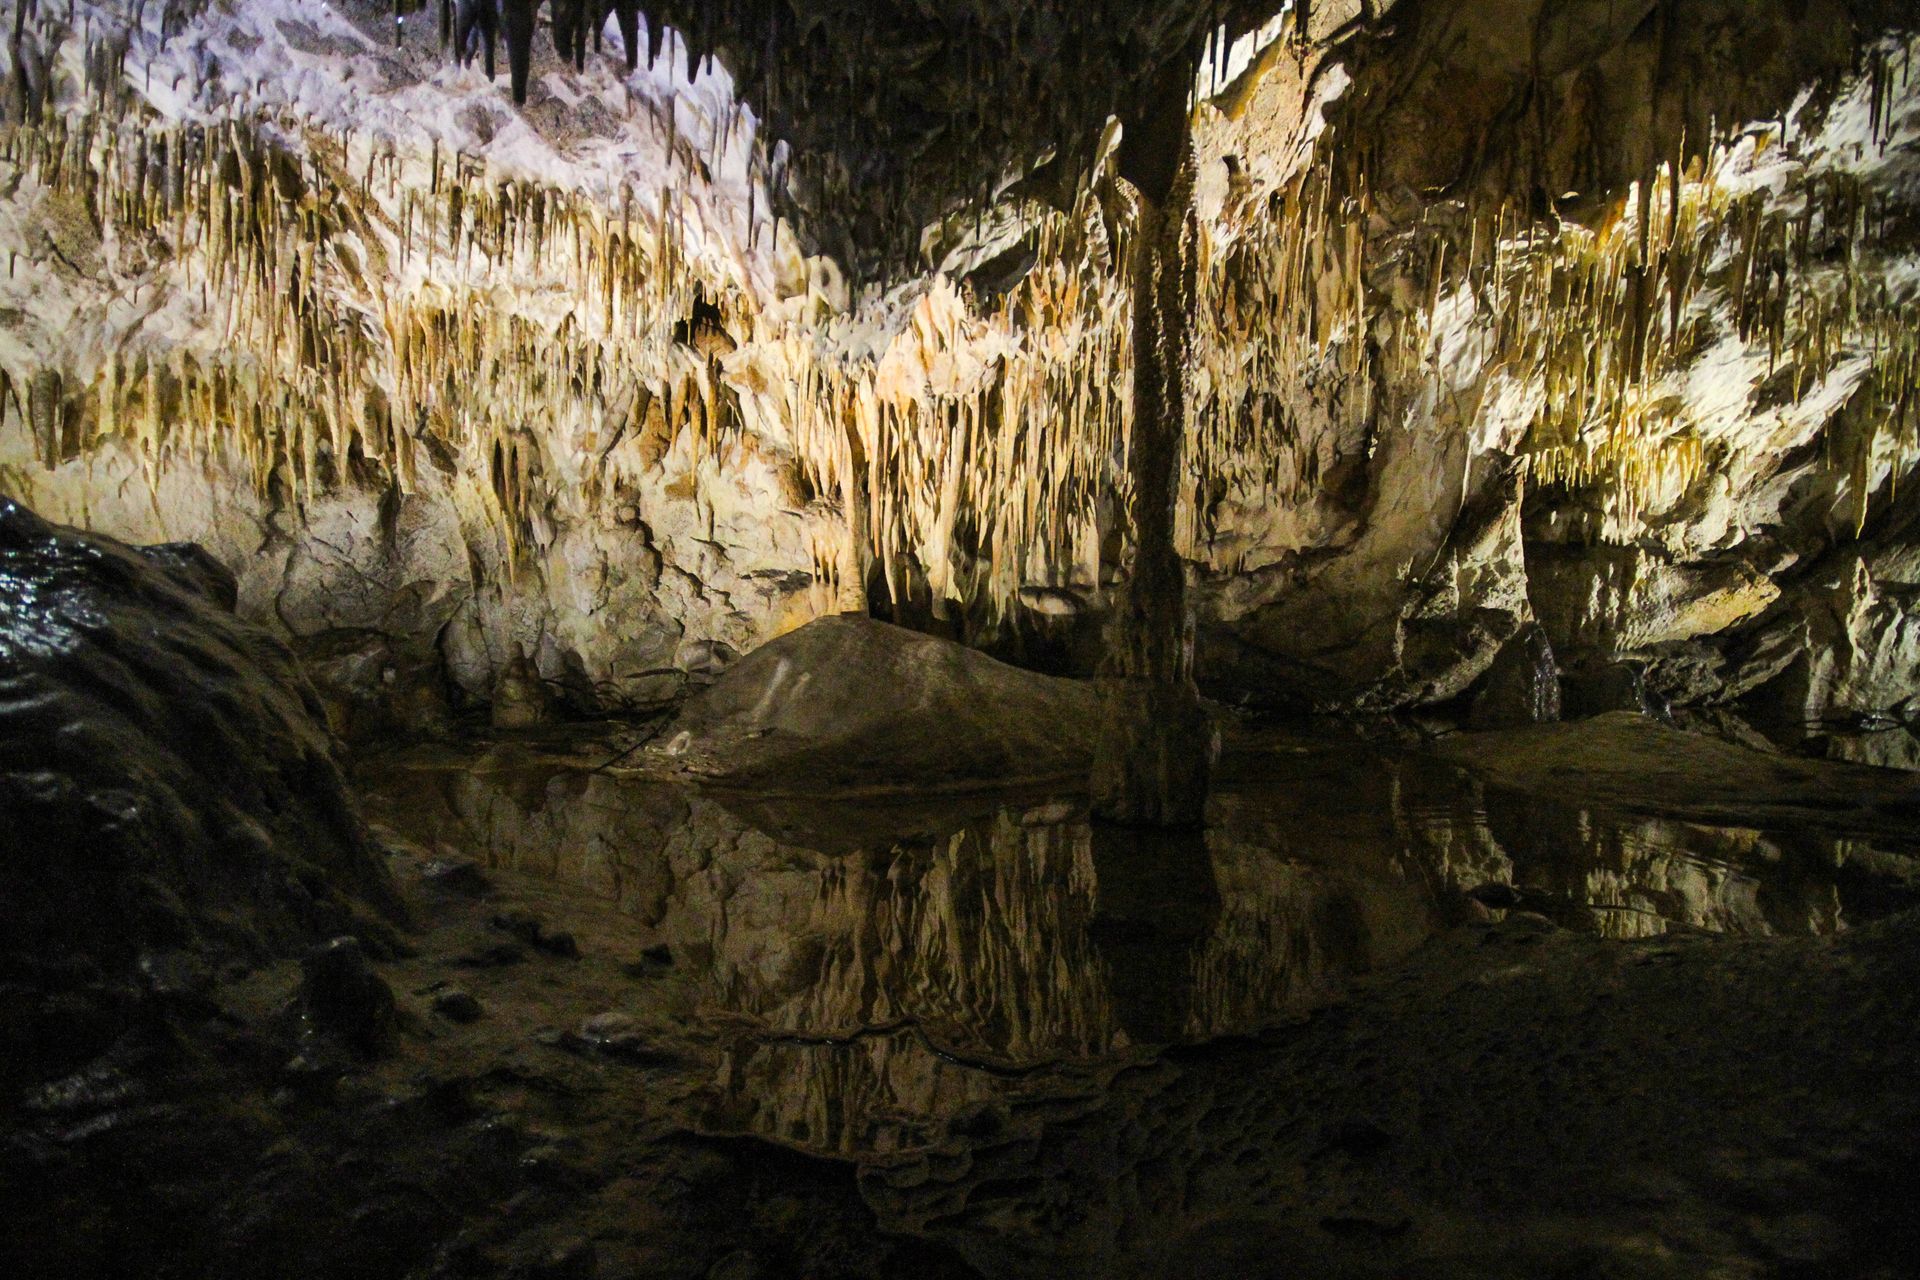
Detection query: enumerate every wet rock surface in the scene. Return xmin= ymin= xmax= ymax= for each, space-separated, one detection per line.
xmin=0 ymin=801 xmax=979 ymax=1280
xmin=0 ymin=498 xmax=401 ymax=989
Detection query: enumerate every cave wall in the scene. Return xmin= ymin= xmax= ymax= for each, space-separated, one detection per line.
xmin=1 ymin=0 xmax=846 ymax=736
xmin=2 ymin=0 xmax=1916 ymax=751
xmin=1189 ymin=1 xmax=1920 ymax=764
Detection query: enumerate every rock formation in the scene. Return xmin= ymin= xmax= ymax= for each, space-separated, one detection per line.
xmin=1 ymin=1 xmax=1913 ymax=783
xmin=0 ymin=5 xmax=1904 ymax=782
xmin=648 ymin=614 xmax=1100 ymax=790
xmin=0 ymin=495 xmax=400 ymax=1080
xmin=4 ymin=3 xmax=1920 ymax=1277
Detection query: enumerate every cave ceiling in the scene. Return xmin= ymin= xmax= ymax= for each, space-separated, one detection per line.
xmin=488 ymin=0 xmax=1294 ymax=277
xmin=457 ymin=0 xmax=1918 ymax=279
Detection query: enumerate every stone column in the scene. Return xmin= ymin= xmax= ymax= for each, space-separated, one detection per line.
xmin=1092 ymin=59 xmax=1218 ymax=828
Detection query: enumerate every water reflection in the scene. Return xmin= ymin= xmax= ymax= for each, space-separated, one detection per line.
xmin=360 ymin=728 xmax=1918 ymax=1161
xmin=1403 ymin=775 xmax=1918 ymax=938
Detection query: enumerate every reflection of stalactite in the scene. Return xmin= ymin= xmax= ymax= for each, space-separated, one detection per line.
xmin=679 ymin=806 xmax=1124 ymax=1068
xmin=1183 ymin=843 xmax=1434 ymax=1039
xmin=690 ymin=805 xmax=1447 ymax=1158
xmin=1437 ymin=786 xmax=1869 ymax=940
xmin=705 ymin=1028 xmax=1008 ymax=1159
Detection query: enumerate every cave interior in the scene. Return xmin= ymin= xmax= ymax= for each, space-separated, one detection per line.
xmin=3 ymin=1 xmax=1920 ymax=1277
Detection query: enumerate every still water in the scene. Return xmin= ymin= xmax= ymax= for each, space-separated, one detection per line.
xmin=362 ymin=726 xmax=1917 ymax=1162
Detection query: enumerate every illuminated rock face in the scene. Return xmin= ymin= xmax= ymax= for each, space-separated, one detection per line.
xmin=1 ymin=1 xmax=1917 ymax=738
xmin=1186 ymin=5 xmax=1920 ymax=742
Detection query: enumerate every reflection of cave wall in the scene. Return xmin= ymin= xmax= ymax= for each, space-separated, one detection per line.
xmin=1479 ymin=789 xmax=1824 ymax=937
xmin=379 ymin=760 xmax=1460 ymax=1049
xmin=373 ymin=755 xmax=692 ymax=919
xmin=372 ymin=729 xmax=1908 ymax=1068
xmin=704 ymin=1029 xmax=1013 ymax=1160
xmin=1188 ymin=801 xmax=1440 ymax=1034
xmin=1399 ymin=764 xmax=1902 ymax=939
xmin=369 ymin=751 xmax=1475 ymax=1156
xmin=349 ymin=723 xmax=1920 ymax=1191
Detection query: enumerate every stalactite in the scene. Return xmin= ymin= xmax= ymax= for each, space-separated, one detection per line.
xmin=8 ymin=22 xmax=1917 ymax=631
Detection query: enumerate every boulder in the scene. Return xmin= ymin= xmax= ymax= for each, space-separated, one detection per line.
xmin=648 ymin=615 xmax=1100 ymax=791
xmin=297 ymin=936 xmax=398 ymax=1057
xmin=0 ymin=498 xmax=402 ymax=991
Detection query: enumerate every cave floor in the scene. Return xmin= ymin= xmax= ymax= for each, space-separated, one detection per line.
xmin=325 ymin=716 xmax=1920 ymax=1279
xmin=17 ymin=718 xmax=1920 ymax=1280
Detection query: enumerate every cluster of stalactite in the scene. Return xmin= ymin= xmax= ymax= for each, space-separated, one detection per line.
xmin=0 ymin=105 xmax=745 ymax=558
xmin=0 ymin=117 xmax=1135 ymax=626
xmin=1480 ymin=158 xmax=1730 ymax=523
xmin=1493 ymin=140 xmax=1920 ymax=528
xmin=1866 ymin=38 xmax=1916 ymax=151
xmin=0 ymin=94 xmax=1144 ymax=623
xmin=7 ymin=13 xmax=1916 ymax=623
xmin=0 ymin=111 xmax=396 ymax=500
xmin=1180 ymin=158 xmax=1372 ymax=565
xmin=1167 ymin=33 xmax=1920 ymax=546
xmin=1183 ymin=37 xmax=1920 ymax=540
xmin=431 ymin=0 xmax=669 ymax=118
xmin=783 ymin=200 xmax=1135 ymax=622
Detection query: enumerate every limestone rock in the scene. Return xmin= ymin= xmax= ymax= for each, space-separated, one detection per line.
xmin=649 ymin=616 xmax=1100 ymax=790
xmin=138 ymin=542 xmax=240 ymax=613
xmin=297 ymin=936 xmax=398 ymax=1058
xmin=301 ymin=631 xmax=454 ymax=742
xmin=1467 ymin=627 xmax=1562 ymax=731
xmin=431 ymin=987 xmax=485 ymax=1024
xmin=492 ymin=649 xmax=557 ymax=729
xmin=0 ymin=499 xmax=402 ymax=985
